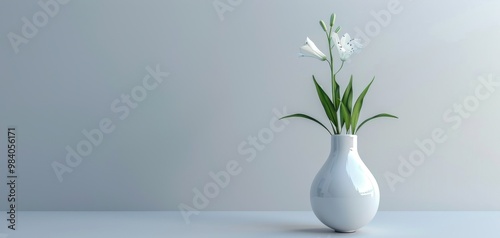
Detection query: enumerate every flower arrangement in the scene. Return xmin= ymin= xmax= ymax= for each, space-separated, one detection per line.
xmin=282 ymin=13 xmax=397 ymax=135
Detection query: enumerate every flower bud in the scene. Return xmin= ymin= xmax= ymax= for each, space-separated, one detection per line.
xmin=330 ymin=13 xmax=336 ymax=26
xmin=320 ymin=20 xmax=328 ymax=32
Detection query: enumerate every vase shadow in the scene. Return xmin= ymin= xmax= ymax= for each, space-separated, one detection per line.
xmin=286 ymin=227 xmax=372 ymax=236
xmin=289 ymin=227 xmax=336 ymax=234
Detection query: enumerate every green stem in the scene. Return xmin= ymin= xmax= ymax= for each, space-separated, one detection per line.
xmin=327 ymin=27 xmax=340 ymax=134
xmin=323 ymin=28 xmax=337 ymax=134
xmin=324 ymin=30 xmax=334 ymax=98
xmin=334 ymin=61 xmax=345 ymax=75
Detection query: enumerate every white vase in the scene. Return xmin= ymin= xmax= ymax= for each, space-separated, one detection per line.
xmin=310 ymin=135 xmax=379 ymax=232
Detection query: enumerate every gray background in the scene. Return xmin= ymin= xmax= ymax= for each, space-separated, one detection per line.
xmin=1 ymin=0 xmax=500 ymax=212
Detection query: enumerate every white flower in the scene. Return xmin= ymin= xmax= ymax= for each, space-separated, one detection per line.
xmin=299 ymin=37 xmax=327 ymax=61
xmin=332 ymin=33 xmax=363 ymax=61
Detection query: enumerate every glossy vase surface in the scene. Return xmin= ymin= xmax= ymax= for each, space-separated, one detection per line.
xmin=310 ymin=135 xmax=379 ymax=232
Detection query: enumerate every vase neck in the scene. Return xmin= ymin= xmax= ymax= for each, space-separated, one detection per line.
xmin=330 ymin=135 xmax=357 ymax=154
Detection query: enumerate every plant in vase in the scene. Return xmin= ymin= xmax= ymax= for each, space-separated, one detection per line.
xmin=282 ymin=13 xmax=397 ymax=232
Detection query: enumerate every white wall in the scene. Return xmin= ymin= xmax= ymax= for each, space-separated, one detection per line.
xmin=1 ymin=0 xmax=500 ymax=213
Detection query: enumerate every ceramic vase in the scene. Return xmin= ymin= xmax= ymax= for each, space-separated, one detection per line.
xmin=310 ymin=135 xmax=379 ymax=232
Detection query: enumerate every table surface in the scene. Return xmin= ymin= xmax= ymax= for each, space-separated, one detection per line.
xmin=1 ymin=211 xmax=499 ymax=237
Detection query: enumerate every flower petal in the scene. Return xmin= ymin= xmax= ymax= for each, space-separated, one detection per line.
xmin=305 ymin=38 xmax=326 ymax=56
xmin=299 ymin=37 xmax=327 ymax=61
xmin=333 ymin=32 xmax=363 ymax=61
xmin=341 ymin=33 xmax=350 ymax=47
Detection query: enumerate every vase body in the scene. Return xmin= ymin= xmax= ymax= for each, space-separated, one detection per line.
xmin=310 ymin=135 xmax=379 ymax=232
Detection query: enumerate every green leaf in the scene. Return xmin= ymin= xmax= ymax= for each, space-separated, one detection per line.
xmin=280 ymin=113 xmax=332 ymax=135
xmin=356 ymin=113 xmax=398 ymax=133
xmin=346 ymin=75 xmax=353 ymax=110
xmin=340 ymin=75 xmax=353 ymax=129
xmin=332 ymin=78 xmax=342 ymax=133
xmin=330 ymin=75 xmax=341 ymax=132
xmin=313 ymin=76 xmax=338 ymax=134
xmin=340 ymin=102 xmax=351 ymax=133
xmin=351 ymin=77 xmax=375 ymax=134
xmin=334 ymin=78 xmax=340 ymax=110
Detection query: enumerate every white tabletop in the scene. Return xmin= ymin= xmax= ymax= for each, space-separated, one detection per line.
xmin=1 ymin=211 xmax=499 ymax=237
